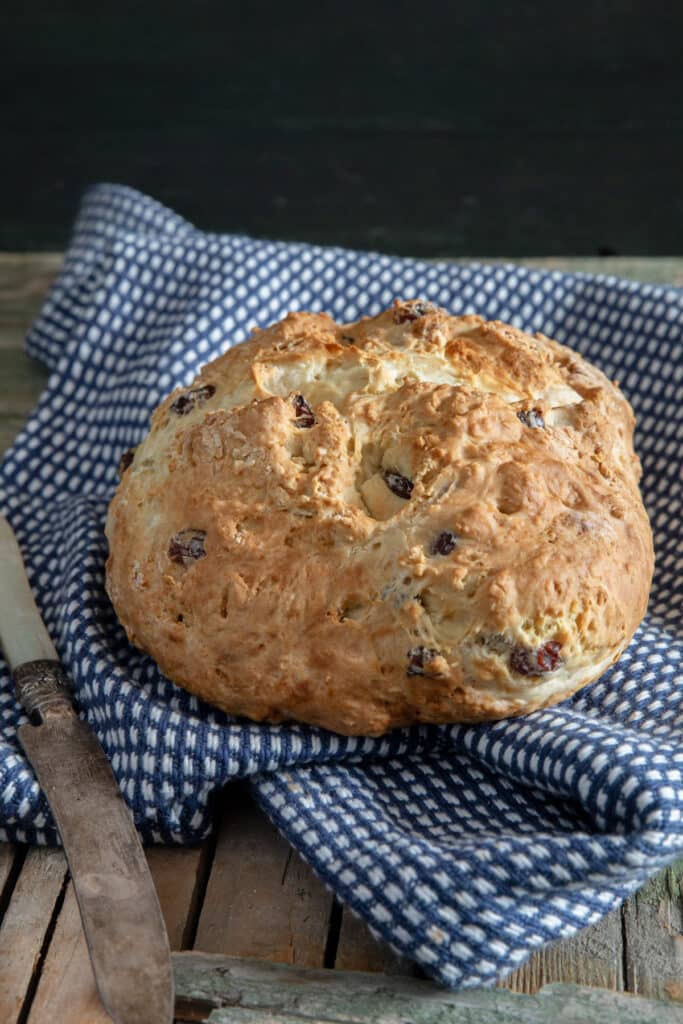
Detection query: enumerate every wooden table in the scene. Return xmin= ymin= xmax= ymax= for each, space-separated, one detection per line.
xmin=1 ymin=254 xmax=682 ymax=1023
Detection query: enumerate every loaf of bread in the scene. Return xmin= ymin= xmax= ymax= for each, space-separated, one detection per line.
xmin=105 ymin=301 xmax=654 ymax=735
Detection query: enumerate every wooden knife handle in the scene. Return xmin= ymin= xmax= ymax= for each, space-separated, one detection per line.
xmin=13 ymin=659 xmax=74 ymax=723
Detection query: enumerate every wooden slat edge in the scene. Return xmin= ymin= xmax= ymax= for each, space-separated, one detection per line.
xmin=193 ymin=783 xmax=334 ymax=968
xmin=171 ymin=951 xmax=683 ymax=1023
xmin=622 ymin=858 xmax=683 ymax=1002
xmin=334 ymin=904 xmax=417 ymax=976
xmin=0 ymin=254 xmax=62 ymax=330
xmin=0 ymin=844 xmax=23 ymax=925
xmin=26 ymin=846 xmax=207 ymax=1023
xmin=502 ymin=907 xmax=624 ymax=993
xmin=0 ymin=847 xmax=68 ymax=1024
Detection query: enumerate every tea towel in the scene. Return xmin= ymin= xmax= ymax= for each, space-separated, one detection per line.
xmin=0 ymin=184 xmax=681 ymax=987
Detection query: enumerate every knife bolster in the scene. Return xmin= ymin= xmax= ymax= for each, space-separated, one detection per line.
xmin=13 ymin=659 xmax=73 ymax=722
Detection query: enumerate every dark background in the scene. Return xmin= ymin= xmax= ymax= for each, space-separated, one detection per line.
xmin=2 ymin=1 xmax=682 ymax=257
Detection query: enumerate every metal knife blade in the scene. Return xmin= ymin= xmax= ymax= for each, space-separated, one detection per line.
xmin=0 ymin=515 xmax=174 ymax=1024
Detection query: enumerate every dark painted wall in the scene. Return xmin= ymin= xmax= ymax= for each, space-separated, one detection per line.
xmin=2 ymin=1 xmax=681 ymax=255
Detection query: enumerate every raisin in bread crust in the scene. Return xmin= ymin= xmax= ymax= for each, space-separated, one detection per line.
xmin=105 ymin=302 xmax=654 ymax=735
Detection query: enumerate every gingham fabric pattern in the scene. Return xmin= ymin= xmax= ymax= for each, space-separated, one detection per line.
xmin=0 ymin=184 xmax=681 ymax=989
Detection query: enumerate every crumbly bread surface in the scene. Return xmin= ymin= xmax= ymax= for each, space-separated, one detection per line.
xmin=105 ymin=301 xmax=654 ymax=735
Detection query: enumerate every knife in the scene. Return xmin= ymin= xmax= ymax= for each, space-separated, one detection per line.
xmin=0 ymin=514 xmax=174 ymax=1024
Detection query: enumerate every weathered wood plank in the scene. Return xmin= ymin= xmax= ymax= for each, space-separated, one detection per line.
xmin=0 ymin=416 xmax=31 ymax=459
xmin=495 ymin=257 xmax=683 ymax=288
xmin=194 ymin=783 xmax=334 ymax=967
xmin=22 ymin=859 xmax=203 ymax=1022
xmin=622 ymin=857 xmax=683 ymax=1003
xmin=335 ymin=906 xmax=416 ymax=976
xmin=172 ymin=951 xmax=683 ymax=1023
xmin=26 ymin=846 xmax=205 ymax=1023
xmin=0 ymin=847 xmax=67 ymax=1024
xmin=502 ymin=908 xmax=624 ymax=994
xmin=0 ymin=327 xmax=30 ymax=351
xmin=0 ymin=843 xmax=21 ymax=915
xmin=203 ymin=1011 xmax=315 ymax=1023
xmin=147 ymin=845 xmax=208 ymax=951
xmin=0 ymin=253 xmax=61 ymax=329
xmin=25 ymin=881 xmax=112 ymax=1024
xmin=0 ymin=351 xmax=49 ymax=416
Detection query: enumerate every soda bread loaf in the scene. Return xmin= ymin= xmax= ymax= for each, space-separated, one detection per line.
xmin=105 ymin=301 xmax=654 ymax=735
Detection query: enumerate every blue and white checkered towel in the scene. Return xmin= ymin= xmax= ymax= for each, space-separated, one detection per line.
xmin=1 ymin=184 xmax=682 ymax=988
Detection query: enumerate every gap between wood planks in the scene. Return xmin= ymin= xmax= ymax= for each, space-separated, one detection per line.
xmin=0 ymin=843 xmax=212 ymax=1022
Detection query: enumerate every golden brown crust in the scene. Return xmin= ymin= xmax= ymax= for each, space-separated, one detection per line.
xmin=105 ymin=301 xmax=654 ymax=735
